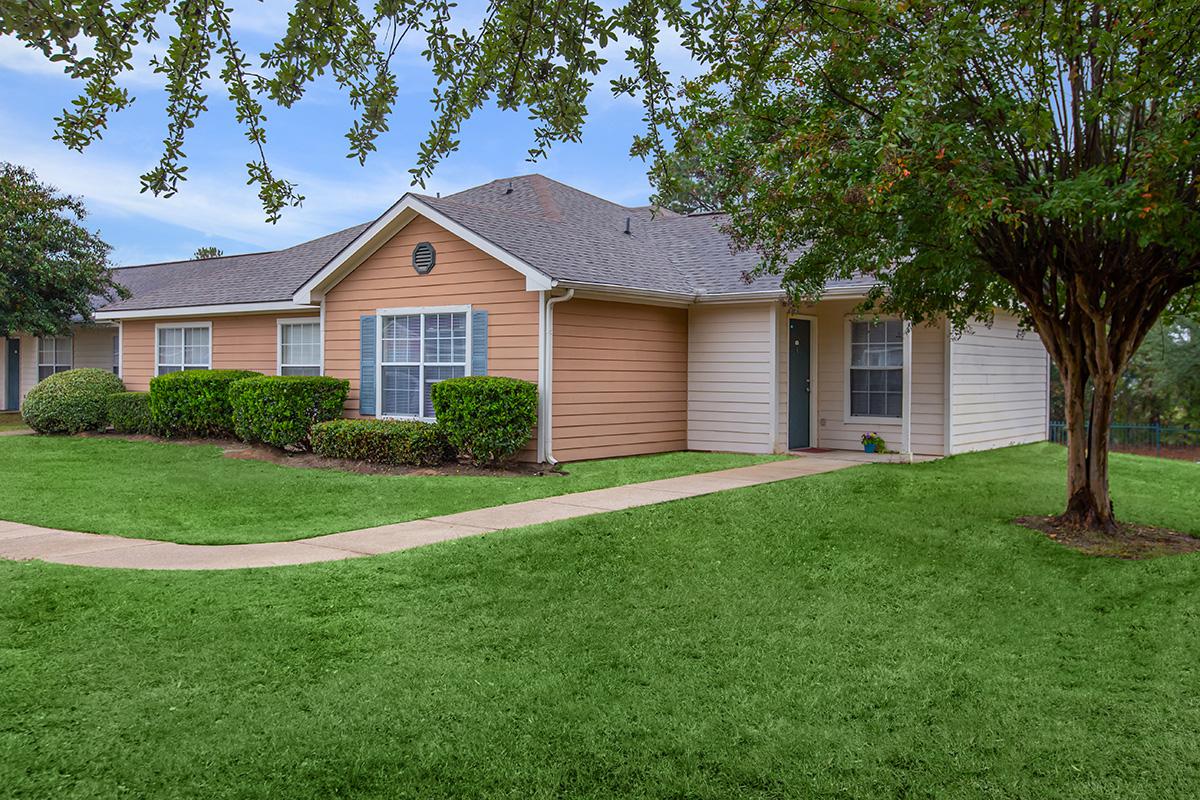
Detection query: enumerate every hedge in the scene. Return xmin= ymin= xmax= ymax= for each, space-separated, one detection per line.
xmin=430 ymin=376 xmax=537 ymax=465
xmin=107 ymin=391 xmax=155 ymax=434
xmin=229 ymin=375 xmax=349 ymax=450
xmin=21 ymin=368 xmax=124 ymax=434
xmin=311 ymin=419 xmax=448 ymax=466
xmin=149 ymin=369 xmax=260 ymax=437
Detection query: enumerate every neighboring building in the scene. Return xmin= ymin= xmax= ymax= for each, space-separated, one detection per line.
xmin=2 ymin=175 xmax=1050 ymax=461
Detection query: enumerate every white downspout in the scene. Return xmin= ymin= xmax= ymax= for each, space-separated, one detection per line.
xmin=542 ymin=288 xmax=575 ymax=465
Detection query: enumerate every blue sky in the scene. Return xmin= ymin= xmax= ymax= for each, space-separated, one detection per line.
xmin=0 ymin=3 xmax=683 ymax=266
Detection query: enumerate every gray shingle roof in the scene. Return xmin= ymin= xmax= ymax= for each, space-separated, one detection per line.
xmin=97 ymin=174 xmax=872 ymax=312
xmin=100 ymin=224 xmax=369 ymax=311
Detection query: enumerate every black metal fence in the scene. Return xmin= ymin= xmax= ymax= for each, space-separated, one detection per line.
xmin=1048 ymin=421 xmax=1200 ymax=460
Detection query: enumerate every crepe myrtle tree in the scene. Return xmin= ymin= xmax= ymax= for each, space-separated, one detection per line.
xmin=650 ymin=0 xmax=1200 ymax=532
xmin=0 ymin=162 xmax=125 ymax=337
xmin=5 ymin=0 xmax=1199 ymax=529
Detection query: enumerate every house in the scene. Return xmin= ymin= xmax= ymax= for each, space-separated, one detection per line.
xmin=2 ymin=175 xmax=1050 ymax=461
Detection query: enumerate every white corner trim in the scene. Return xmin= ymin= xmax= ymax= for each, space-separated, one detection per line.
xmin=276 ymin=316 xmax=322 ymax=375
xmin=96 ymin=300 xmax=308 ymax=321
xmin=294 ymin=195 xmax=554 ymax=305
xmin=943 ymin=322 xmax=954 ymax=456
xmin=768 ymin=303 xmax=779 ymax=452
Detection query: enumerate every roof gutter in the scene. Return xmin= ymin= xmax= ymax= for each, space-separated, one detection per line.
xmin=94 ymin=300 xmax=315 ymax=321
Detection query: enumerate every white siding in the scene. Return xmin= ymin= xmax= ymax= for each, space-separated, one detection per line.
xmin=18 ymin=335 xmax=37 ymax=404
xmin=949 ymin=313 xmax=1049 ymax=453
xmin=802 ymin=300 xmax=946 ymax=455
xmin=0 ymin=337 xmax=8 ymax=410
xmin=13 ymin=325 xmax=119 ymax=406
xmin=73 ymin=325 xmax=119 ymax=374
xmin=688 ymin=303 xmax=775 ymax=453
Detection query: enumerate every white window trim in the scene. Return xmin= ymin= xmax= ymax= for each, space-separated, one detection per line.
xmin=37 ymin=335 xmax=73 ymax=378
xmin=154 ymin=321 xmax=212 ymax=376
xmin=276 ymin=317 xmax=322 ymax=376
xmin=375 ymin=305 xmax=472 ymax=422
xmin=843 ymin=316 xmax=910 ymax=426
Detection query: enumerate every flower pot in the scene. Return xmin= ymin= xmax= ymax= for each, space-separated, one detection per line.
xmin=863 ymin=442 xmax=877 ymax=453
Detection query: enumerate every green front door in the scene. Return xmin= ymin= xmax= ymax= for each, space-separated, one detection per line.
xmin=788 ymin=319 xmax=811 ymax=449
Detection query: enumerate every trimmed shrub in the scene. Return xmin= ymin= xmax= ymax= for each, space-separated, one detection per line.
xmin=149 ymin=369 xmax=260 ymax=437
xmin=311 ymin=419 xmax=448 ymax=466
xmin=21 ymin=368 xmax=124 ymax=434
xmin=229 ymin=375 xmax=349 ymax=450
xmin=107 ymin=391 xmax=155 ymax=434
xmin=430 ymin=376 xmax=537 ymax=465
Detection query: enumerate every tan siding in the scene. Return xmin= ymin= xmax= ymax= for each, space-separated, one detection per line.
xmin=552 ymin=298 xmax=687 ymax=461
xmin=688 ymin=303 xmax=774 ymax=454
xmin=120 ymin=312 xmax=318 ymax=391
xmin=73 ymin=326 xmax=119 ymax=374
xmin=949 ymin=313 xmax=1049 ymax=452
xmin=323 ymin=214 xmax=540 ymax=458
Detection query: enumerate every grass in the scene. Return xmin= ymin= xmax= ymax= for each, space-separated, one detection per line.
xmin=0 ymin=412 xmax=28 ymax=431
xmin=0 ymin=435 xmax=781 ymax=544
xmin=1 ymin=444 xmax=1198 ymax=799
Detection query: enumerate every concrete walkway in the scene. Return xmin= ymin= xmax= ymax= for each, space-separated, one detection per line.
xmin=0 ymin=456 xmax=860 ymax=571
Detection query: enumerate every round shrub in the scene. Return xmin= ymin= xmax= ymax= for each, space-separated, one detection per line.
xmin=229 ymin=375 xmax=349 ymax=450
xmin=21 ymin=368 xmax=124 ymax=434
xmin=107 ymin=391 xmax=154 ymax=434
xmin=149 ymin=369 xmax=260 ymax=437
xmin=430 ymin=376 xmax=537 ymax=465
xmin=311 ymin=419 xmax=448 ymax=466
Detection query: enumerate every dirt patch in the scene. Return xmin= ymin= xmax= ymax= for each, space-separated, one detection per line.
xmin=1016 ymin=515 xmax=1200 ymax=559
xmin=83 ymin=431 xmax=565 ymax=478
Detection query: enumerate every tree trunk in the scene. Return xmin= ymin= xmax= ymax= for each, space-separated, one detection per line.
xmin=1059 ymin=368 xmax=1118 ymax=533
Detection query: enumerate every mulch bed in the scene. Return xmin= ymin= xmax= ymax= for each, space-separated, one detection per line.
xmin=1016 ymin=515 xmax=1200 ymax=559
xmin=81 ymin=431 xmax=565 ymax=478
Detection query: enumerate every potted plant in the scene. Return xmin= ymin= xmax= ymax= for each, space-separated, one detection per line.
xmin=861 ymin=432 xmax=887 ymax=453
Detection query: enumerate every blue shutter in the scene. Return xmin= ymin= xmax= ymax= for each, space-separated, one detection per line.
xmin=471 ymin=310 xmax=488 ymax=375
xmin=359 ymin=315 xmax=377 ymax=416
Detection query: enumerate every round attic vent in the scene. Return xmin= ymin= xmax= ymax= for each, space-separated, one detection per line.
xmin=412 ymin=241 xmax=436 ymax=275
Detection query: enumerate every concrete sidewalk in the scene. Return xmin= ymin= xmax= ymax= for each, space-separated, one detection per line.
xmin=0 ymin=456 xmax=860 ymax=571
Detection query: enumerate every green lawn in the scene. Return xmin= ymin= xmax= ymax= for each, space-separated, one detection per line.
xmin=1 ymin=444 xmax=1198 ymax=799
xmin=0 ymin=435 xmax=781 ymax=544
xmin=0 ymin=411 xmax=28 ymax=431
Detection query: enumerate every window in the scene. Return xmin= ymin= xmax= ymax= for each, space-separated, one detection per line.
xmin=157 ymin=324 xmax=211 ymax=374
xmin=379 ymin=310 xmax=468 ymax=419
xmin=112 ymin=331 xmax=120 ymax=375
xmin=38 ymin=336 xmax=72 ymax=380
xmin=279 ymin=320 xmax=321 ymax=376
xmin=848 ymin=319 xmax=903 ymax=419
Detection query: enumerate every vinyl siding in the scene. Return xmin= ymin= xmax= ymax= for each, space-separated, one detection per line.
xmin=119 ymin=313 xmax=318 ymax=391
xmin=11 ymin=325 xmax=118 ymax=405
xmin=792 ymin=300 xmax=945 ymax=455
xmin=552 ymin=298 xmax=687 ymax=461
xmin=323 ymin=214 xmax=541 ymax=459
xmin=688 ymin=303 xmax=775 ymax=454
xmin=949 ymin=313 xmax=1049 ymax=453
